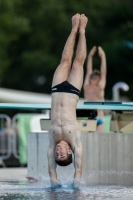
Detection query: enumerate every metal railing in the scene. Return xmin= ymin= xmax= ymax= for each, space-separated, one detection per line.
xmin=12 ymin=114 xmax=19 ymax=160
xmin=0 ymin=114 xmax=12 ymax=167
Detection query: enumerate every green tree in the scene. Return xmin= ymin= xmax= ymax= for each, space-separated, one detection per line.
xmin=0 ymin=0 xmax=29 ymax=82
xmin=1 ymin=0 xmax=133 ymax=100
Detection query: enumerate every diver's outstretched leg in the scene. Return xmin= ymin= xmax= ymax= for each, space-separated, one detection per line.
xmin=52 ymin=14 xmax=80 ymax=87
xmin=67 ymin=14 xmax=88 ymax=90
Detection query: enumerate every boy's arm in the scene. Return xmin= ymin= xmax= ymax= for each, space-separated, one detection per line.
xmin=84 ymin=46 xmax=97 ymax=86
xmin=98 ymin=46 xmax=107 ymax=88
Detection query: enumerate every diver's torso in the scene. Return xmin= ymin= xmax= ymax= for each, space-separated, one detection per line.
xmin=50 ymin=92 xmax=80 ymax=146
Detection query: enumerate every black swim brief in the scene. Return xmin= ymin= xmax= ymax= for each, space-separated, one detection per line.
xmin=51 ymin=81 xmax=80 ymax=97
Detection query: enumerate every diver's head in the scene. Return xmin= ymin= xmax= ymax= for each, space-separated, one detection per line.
xmin=89 ymin=70 xmax=101 ymax=86
xmin=55 ymin=140 xmax=72 ymax=166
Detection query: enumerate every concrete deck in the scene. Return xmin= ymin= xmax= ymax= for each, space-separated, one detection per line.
xmin=0 ymin=168 xmax=27 ymax=181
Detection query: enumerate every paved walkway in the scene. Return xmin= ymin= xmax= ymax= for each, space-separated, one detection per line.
xmin=0 ymin=168 xmax=27 ymax=181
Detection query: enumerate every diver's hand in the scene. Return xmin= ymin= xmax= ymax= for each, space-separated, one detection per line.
xmin=50 ymin=178 xmax=59 ymax=188
xmin=73 ymin=178 xmax=80 ymax=189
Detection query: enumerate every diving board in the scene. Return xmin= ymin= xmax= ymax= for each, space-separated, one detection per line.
xmin=0 ymin=102 xmax=133 ymax=110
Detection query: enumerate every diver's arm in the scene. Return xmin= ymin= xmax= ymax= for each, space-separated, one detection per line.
xmin=47 ymin=145 xmax=58 ymax=187
xmin=73 ymin=137 xmax=83 ymax=188
xmin=98 ymin=46 xmax=107 ymax=88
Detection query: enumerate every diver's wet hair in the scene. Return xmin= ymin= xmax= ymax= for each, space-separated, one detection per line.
xmin=55 ymin=154 xmax=72 ymax=166
xmin=90 ymin=70 xmax=101 ymax=80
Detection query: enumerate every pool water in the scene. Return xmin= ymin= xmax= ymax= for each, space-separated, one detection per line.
xmin=1 ymin=179 xmax=133 ymax=200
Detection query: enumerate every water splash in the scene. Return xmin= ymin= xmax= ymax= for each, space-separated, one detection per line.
xmin=1 ymin=172 xmax=133 ymax=199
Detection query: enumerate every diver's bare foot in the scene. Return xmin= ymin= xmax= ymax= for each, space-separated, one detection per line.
xmin=72 ymin=13 xmax=80 ymax=32
xmin=79 ymin=14 xmax=88 ymax=32
xmin=26 ymin=176 xmax=38 ymax=182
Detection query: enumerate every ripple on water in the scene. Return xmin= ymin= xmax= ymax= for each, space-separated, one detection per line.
xmin=1 ymin=174 xmax=133 ymax=200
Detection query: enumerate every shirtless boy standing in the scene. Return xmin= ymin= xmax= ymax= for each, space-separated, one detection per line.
xmin=47 ymin=14 xmax=88 ymax=188
xmin=83 ymin=46 xmax=107 ymax=132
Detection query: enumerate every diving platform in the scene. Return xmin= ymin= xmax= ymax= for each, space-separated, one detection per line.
xmin=0 ymin=102 xmax=133 ymax=110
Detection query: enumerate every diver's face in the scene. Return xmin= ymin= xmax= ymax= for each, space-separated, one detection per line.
xmin=55 ymin=142 xmax=71 ymax=161
xmin=90 ymin=77 xmax=100 ymax=86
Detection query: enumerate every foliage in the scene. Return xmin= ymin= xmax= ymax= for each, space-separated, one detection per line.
xmin=0 ymin=0 xmax=133 ymax=100
xmin=0 ymin=0 xmax=29 ymax=82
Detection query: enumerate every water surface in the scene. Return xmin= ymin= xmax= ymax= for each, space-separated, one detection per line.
xmin=1 ymin=179 xmax=133 ymax=200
